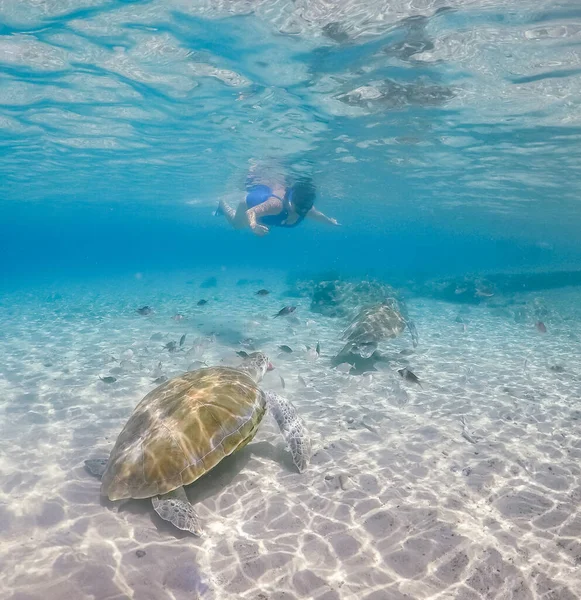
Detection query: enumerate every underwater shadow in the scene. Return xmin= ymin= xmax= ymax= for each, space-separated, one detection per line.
xmin=87 ymin=439 xmax=295 ymax=539
xmin=185 ymin=439 xmax=295 ymax=505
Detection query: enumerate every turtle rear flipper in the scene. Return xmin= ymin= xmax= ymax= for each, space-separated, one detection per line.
xmin=152 ymin=487 xmax=202 ymax=536
xmin=265 ymin=391 xmax=311 ymax=473
xmin=334 ymin=341 xmax=377 ymax=364
xmin=85 ymin=458 xmax=108 ymax=478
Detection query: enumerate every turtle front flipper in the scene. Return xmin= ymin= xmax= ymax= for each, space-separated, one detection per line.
xmin=265 ymin=391 xmax=311 ymax=473
xmin=84 ymin=458 xmax=108 ymax=478
xmin=151 ymin=487 xmax=202 ymax=536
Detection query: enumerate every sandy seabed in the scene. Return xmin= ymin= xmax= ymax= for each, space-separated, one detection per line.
xmin=1 ymin=270 xmax=581 ymax=600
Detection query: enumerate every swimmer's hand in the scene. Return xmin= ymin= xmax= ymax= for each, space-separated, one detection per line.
xmin=306 ymin=208 xmax=340 ymax=226
xmin=251 ymin=223 xmax=269 ymax=236
xmin=247 ymin=209 xmax=269 ymax=236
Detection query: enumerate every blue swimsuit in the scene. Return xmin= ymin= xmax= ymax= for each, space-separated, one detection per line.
xmin=245 ymin=184 xmax=305 ymax=228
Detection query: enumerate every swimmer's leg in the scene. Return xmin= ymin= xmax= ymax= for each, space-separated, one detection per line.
xmin=216 ymin=198 xmax=250 ymax=230
xmin=232 ymin=202 xmax=250 ymax=230
xmin=215 ymin=198 xmax=232 ymax=219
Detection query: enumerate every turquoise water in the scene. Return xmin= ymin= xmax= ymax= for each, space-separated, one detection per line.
xmin=2 ymin=2 xmax=581 ymax=600
xmin=2 ymin=1 xmax=581 ymax=280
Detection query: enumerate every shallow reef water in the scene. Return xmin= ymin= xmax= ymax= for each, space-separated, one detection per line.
xmin=1 ymin=271 xmax=581 ymax=599
xmin=2 ymin=0 xmax=581 ymax=598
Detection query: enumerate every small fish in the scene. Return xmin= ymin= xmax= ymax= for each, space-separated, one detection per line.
xmin=172 ymin=314 xmax=185 ymax=321
xmin=179 ymin=334 xmax=186 ymax=347
xmin=362 ymin=373 xmax=373 ymax=385
xmin=393 ymin=384 xmax=409 ymax=406
xmin=189 ymin=360 xmax=207 ymax=370
xmin=99 ymin=376 xmax=117 ymax=384
xmin=164 ymin=341 xmax=177 ymax=352
xmin=274 ymin=306 xmax=296 ymax=318
xmin=151 ymin=361 xmax=163 ymax=378
xmin=197 ymin=299 xmax=208 ymax=306
xmin=398 ymin=367 xmax=422 ymax=388
xmin=298 ymin=375 xmax=308 ymax=387
xmin=306 ymin=348 xmax=318 ymax=361
xmin=550 ymin=365 xmax=565 ymax=373
xmin=279 ymin=375 xmax=286 ymax=389
xmin=536 ymin=321 xmax=547 ymax=333
xmin=256 ymin=289 xmax=270 ymax=296
xmin=316 ymin=341 xmax=321 ymax=356
xmin=236 ymin=350 xmax=249 ymax=358
xmin=137 ymin=306 xmax=152 ymax=316
xmin=460 ymin=416 xmax=477 ymax=444
xmin=361 ymin=419 xmax=378 ymax=435
xmin=153 ymin=375 xmax=168 ymax=384
xmin=279 ymin=345 xmax=293 ymax=354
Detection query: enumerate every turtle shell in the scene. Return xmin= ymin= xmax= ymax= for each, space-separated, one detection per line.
xmin=101 ymin=367 xmax=266 ymax=501
xmin=343 ymin=301 xmax=406 ymax=344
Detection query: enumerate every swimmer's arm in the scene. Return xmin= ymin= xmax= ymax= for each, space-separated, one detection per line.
xmin=247 ymin=197 xmax=283 ymax=223
xmin=246 ymin=197 xmax=283 ymax=234
xmin=306 ymin=207 xmax=340 ymax=226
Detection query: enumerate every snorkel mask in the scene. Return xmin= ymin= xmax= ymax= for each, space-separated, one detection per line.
xmin=287 ymin=188 xmax=312 ymax=217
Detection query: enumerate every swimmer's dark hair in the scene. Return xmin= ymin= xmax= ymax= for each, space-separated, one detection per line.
xmin=288 ymin=177 xmax=316 ymax=216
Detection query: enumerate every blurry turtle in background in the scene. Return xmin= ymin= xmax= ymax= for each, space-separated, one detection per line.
xmin=341 ymin=298 xmax=418 ymax=354
xmin=307 ymin=278 xmax=402 ymax=318
xmin=332 ymin=298 xmax=418 ymax=372
xmin=84 ymin=352 xmax=310 ymax=536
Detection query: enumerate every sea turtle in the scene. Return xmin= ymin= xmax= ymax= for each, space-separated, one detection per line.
xmin=333 ymin=298 xmax=418 ymax=367
xmin=85 ymin=352 xmax=310 ymax=536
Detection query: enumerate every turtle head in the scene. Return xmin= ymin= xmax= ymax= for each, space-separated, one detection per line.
xmin=238 ymin=352 xmax=273 ymax=383
xmin=382 ymin=297 xmax=399 ymax=309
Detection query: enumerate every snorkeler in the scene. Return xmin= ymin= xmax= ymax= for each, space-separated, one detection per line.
xmin=215 ymin=176 xmax=339 ymax=236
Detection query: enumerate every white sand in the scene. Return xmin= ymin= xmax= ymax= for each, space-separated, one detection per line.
xmin=1 ymin=270 xmax=581 ymax=600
